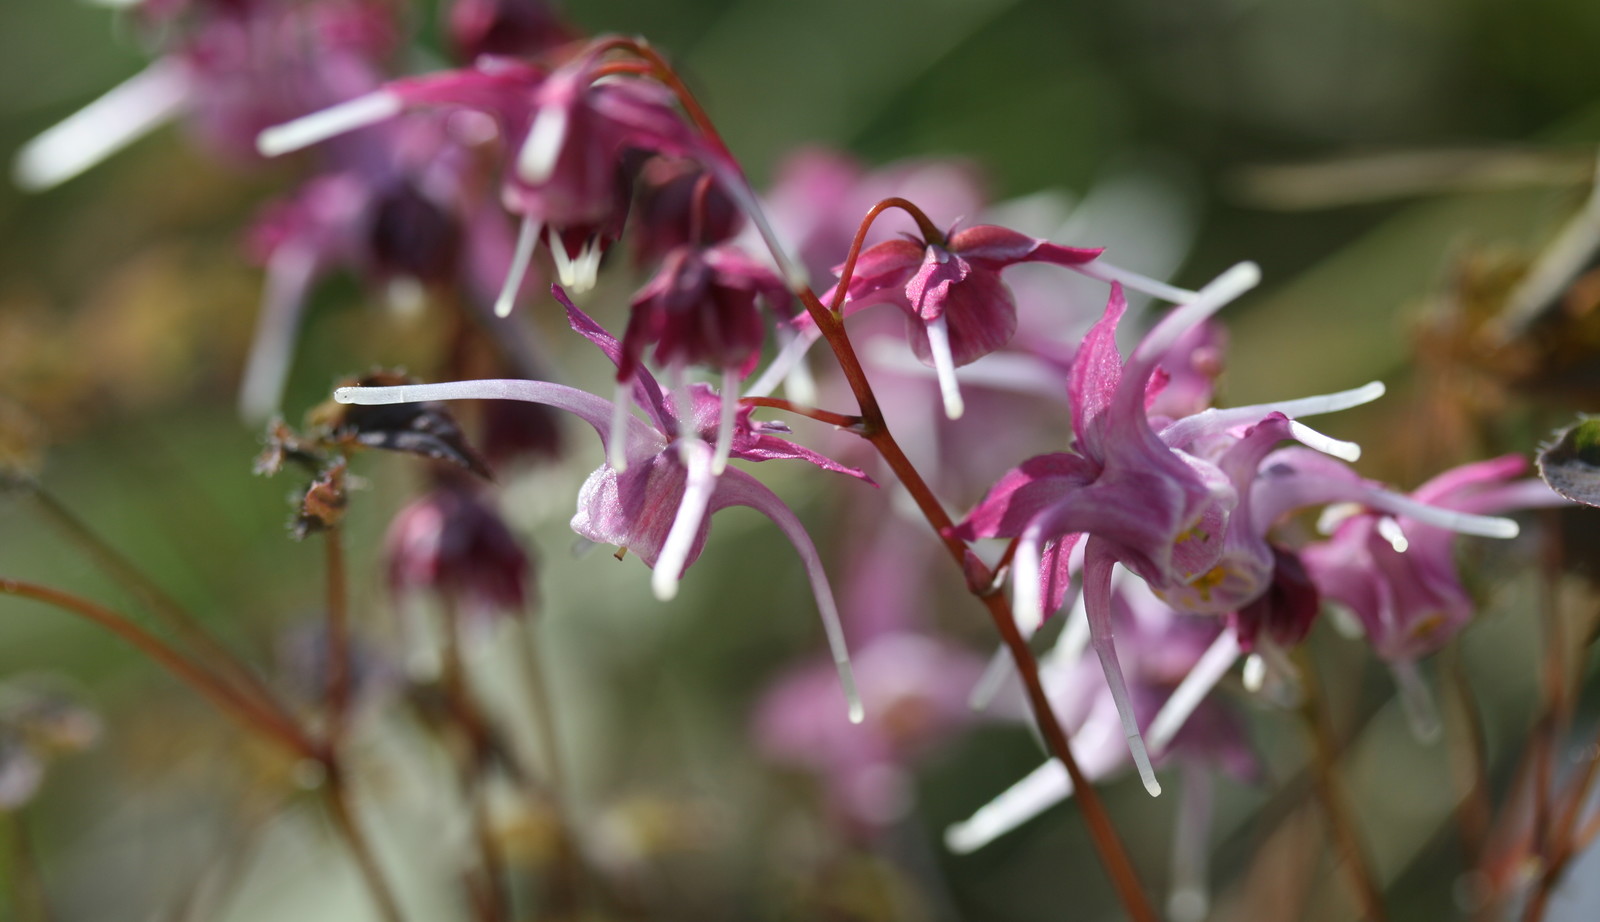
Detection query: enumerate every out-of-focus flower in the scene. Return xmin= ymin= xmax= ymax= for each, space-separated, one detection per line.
xmin=1300 ymin=454 xmax=1566 ymax=733
xmin=0 ymin=677 xmax=101 ymax=810
xmin=622 ymin=243 xmax=791 ymax=383
xmin=755 ymin=632 xmax=983 ymax=831
xmin=13 ymin=0 xmax=398 ymax=190
xmin=447 ymin=0 xmax=576 ymax=62
xmin=386 ymin=479 xmax=533 ymax=621
xmin=335 ymin=287 xmax=872 ymax=722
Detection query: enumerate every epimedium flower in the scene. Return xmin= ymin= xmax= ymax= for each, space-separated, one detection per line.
xmin=821 ymin=224 xmax=1102 ymax=419
xmin=952 ymin=263 xmax=1395 ymax=794
xmin=1297 ymin=453 xmax=1567 ymax=736
xmin=255 ymin=37 xmax=789 ymax=314
xmin=334 ymin=286 xmax=871 ymax=722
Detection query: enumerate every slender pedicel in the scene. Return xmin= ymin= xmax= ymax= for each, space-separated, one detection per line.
xmin=495 ymin=216 xmax=541 ymax=317
xmin=711 ymin=369 xmax=738 ymax=476
xmin=14 ymin=59 xmax=190 ymax=191
xmin=924 ymin=315 xmax=965 ymax=420
xmin=1147 ymin=631 xmax=1242 ymax=757
xmin=238 ymin=245 xmax=318 ymax=422
xmin=257 ymin=91 xmax=403 ymax=158
xmin=652 ymin=441 xmax=716 ymax=601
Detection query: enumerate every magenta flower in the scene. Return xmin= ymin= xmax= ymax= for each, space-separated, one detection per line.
xmin=1295 ymin=453 xmax=1566 ymax=734
xmin=254 ymin=40 xmax=779 ymax=313
xmin=335 ymin=287 xmax=871 ymax=721
xmin=622 ymin=244 xmax=790 ymax=382
xmin=821 ymin=224 xmax=1100 ymax=418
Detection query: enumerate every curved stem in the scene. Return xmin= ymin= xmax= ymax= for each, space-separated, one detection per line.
xmin=581 ymin=41 xmax=1154 ymax=919
xmin=0 ymin=579 xmax=319 ymax=761
xmin=829 ymin=197 xmax=947 ymax=311
xmin=1298 ymin=652 xmax=1389 ymax=922
xmin=20 ymin=482 xmax=298 ymax=735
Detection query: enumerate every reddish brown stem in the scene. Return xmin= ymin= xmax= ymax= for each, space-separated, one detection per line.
xmin=0 ymin=579 xmax=319 ymax=760
xmin=22 ymin=483 xmax=299 ymax=736
xmin=324 ymin=775 xmax=407 ymax=922
xmin=740 ymin=396 xmax=862 ymax=430
xmin=591 ymin=40 xmax=1156 ymax=921
xmin=324 ymin=525 xmax=352 ymax=747
xmin=1298 ymin=654 xmax=1389 ymax=922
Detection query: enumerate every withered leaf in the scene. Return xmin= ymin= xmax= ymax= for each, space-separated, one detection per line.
xmin=292 ymin=459 xmax=349 ymax=540
xmin=1538 ymin=416 xmax=1600 ymax=507
xmin=315 ymin=371 xmax=494 ymax=480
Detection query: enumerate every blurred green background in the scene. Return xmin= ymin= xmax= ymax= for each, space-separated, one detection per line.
xmin=4 ymin=1 xmax=1600 ymax=920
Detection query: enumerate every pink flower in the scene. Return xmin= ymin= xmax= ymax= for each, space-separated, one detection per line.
xmin=335 ymin=287 xmax=872 ymax=722
xmin=621 ymin=244 xmax=790 ymax=382
xmin=823 ymin=224 xmax=1101 ymax=418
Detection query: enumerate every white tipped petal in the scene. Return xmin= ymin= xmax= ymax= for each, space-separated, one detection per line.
xmin=712 ymin=370 xmax=738 ymax=476
xmin=707 ymin=161 xmax=808 ymax=291
xmin=746 ymin=325 xmax=822 ymax=399
xmin=1012 ymin=527 xmax=1046 ymax=634
xmin=1392 ymin=659 xmax=1442 ymax=743
xmin=924 ymin=315 xmax=965 ymax=419
xmin=257 ymin=91 xmax=402 ymax=158
xmin=944 ymin=759 xmax=1071 ymax=854
xmin=1094 ymin=638 xmax=1162 ymax=796
xmin=714 ymin=469 xmax=863 ymax=724
xmin=652 ymin=441 xmax=717 ymax=602
xmin=1168 ymin=764 xmax=1216 ymax=922
xmin=15 ymin=59 xmax=190 ymax=191
xmin=1289 ymin=420 xmax=1362 ymax=462
xmin=517 ymin=104 xmax=568 ymax=184
xmin=238 ymin=245 xmax=317 ymax=422
xmin=1147 ymin=631 xmax=1242 ymax=757
xmin=1377 ymin=516 xmax=1410 ymax=553
xmin=1242 ymin=653 xmax=1266 ymax=693
xmin=1071 ymin=259 xmax=1199 ymax=304
xmin=495 ymin=216 xmax=540 ymax=317
xmin=1367 ymin=489 xmax=1520 ymax=539
xmin=1133 ymin=261 xmax=1261 ymax=368
xmin=608 ymin=380 xmax=634 ymax=472
xmin=968 ymin=646 xmax=1014 ymax=712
